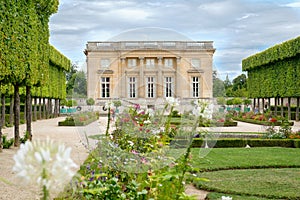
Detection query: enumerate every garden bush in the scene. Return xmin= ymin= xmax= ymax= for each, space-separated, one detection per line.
xmin=2 ymin=135 xmax=14 ymax=149
xmin=58 ymin=111 xmax=98 ymax=126
xmin=190 ymin=138 xmax=300 ymax=148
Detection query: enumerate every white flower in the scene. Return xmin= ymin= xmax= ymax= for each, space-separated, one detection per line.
xmin=144 ymin=120 xmax=151 ymax=124
xmin=192 ymin=106 xmax=203 ymax=118
xmin=166 ymin=97 xmax=179 ymax=107
xmin=192 ymin=100 xmax=214 ymax=119
xmin=13 ymin=139 xmax=78 ymax=194
xmin=128 ymin=141 xmax=134 ymax=146
xmin=221 ymin=196 xmax=232 ymax=200
xmin=105 ymin=101 xmax=115 ymax=110
xmin=145 ymin=108 xmax=155 ymax=117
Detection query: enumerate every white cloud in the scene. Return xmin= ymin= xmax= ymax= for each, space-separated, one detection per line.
xmin=285 ymin=1 xmax=300 ymax=8
xmin=49 ymin=0 xmax=300 ymax=80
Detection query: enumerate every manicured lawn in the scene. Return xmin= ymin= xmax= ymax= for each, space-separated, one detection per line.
xmin=190 ymin=147 xmax=300 ymax=199
xmin=190 ymin=147 xmax=300 ymax=172
xmin=196 ymin=168 xmax=300 ymax=199
xmin=206 ymin=192 xmax=283 ymax=200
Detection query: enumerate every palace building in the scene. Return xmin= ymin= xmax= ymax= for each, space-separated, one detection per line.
xmin=84 ymin=40 xmax=215 ymax=107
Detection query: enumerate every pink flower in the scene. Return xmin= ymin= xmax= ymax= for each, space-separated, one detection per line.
xmin=141 ymin=157 xmax=147 ymax=164
xmin=131 ymin=150 xmax=139 ymax=155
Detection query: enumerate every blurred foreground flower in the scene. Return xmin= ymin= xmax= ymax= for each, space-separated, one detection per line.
xmin=166 ymin=97 xmax=179 ymax=107
xmin=12 ymin=139 xmax=78 ymax=199
xmin=221 ymin=196 xmax=232 ymax=200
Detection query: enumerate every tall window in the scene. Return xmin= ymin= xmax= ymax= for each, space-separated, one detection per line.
xmin=100 ymin=58 xmax=110 ymax=68
xmin=164 ymin=58 xmax=173 ymax=67
xmin=146 ymin=77 xmax=155 ymax=98
xmin=146 ymin=58 xmax=155 ymax=68
xmin=128 ymin=77 xmax=137 ymax=98
xmin=127 ymin=58 xmax=137 ymax=67
xmin=191 ymin=58 xmax=200 ymax=68
xmin=165 ymin=77 xmax=173 ymax=97
xmin=192 ymin=77 xmax=200 ymax=97
xmin=101 ymin=77 xmax=110 ymax=98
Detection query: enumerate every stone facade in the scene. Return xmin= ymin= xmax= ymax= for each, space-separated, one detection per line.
xmin=84 ymin=41 xmax=215 ymax=107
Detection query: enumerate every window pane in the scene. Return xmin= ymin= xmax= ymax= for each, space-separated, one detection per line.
xmin=101 ymin=77 xmax=110 ymax=98
xmin=146 ymin=58 xmax=155 ymax=67
xmin=147 ymin=77 xmax=155 ymax=98
xmin=191 ymin=58 xmax=200 ymax=68
xmin=192 ymin=76 xmax=199 ymax=97
xmin=165 ymin=77 xmax=173 ymax=97
xmin=164 ymin=58 xmax=173 ymax=67
xmin=128 ymin=59 xmax=137 ymax=67
xmin=100 ymin=59 xmax=110 ymax=68
xmin=128 ymin=77 xmax=136 ymax=98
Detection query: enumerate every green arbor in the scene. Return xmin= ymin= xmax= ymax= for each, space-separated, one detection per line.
xmin=242 ymin=36 xmax=300 ymax=120
xmin=0 ymin=0 xmax=70 ymax=147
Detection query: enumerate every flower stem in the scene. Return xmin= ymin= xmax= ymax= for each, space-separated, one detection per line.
xmin=42 ymin=167 xmax=49 ymax=200
xmin=105 ymin=107 xmax=111 ymax=136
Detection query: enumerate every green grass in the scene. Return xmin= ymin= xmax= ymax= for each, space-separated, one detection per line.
xmin=196 ymin=168 xmax=300 ymax=199
xmin=190 ymin=148 xmax=300 ymax=199
xmin=206 ymin=192 xmax=283 ymax=200
xmin=190 ymin=147 xmax=300 ymax=172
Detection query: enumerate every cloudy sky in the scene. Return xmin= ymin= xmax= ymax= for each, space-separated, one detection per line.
xmin=49 ymin=0 xmax=300 ymax=80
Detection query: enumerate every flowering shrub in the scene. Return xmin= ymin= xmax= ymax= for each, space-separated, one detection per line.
xmin=61 ymin=98 xmax=215 ymax=200
xmin=288 ymin=131 xmax=300 ymax=139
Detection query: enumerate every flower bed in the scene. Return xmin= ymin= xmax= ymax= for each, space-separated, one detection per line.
xmin=58 ymin=111 xmax=98 ymax=126
xmin=233 ymin=117 xmax=294 ymax=126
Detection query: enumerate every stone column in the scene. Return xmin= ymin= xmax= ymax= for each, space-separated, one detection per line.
xmin=120 ymin=58 xmax=126 ymax=98
xmin=157 ymin=57 xmax=163 ymax=98
xmin=176 ymin=57 xmax=181 ymax=98
xmin=139 ymin=57 xmax=144 ymax=98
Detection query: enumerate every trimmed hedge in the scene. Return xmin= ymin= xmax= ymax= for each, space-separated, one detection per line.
xmin=242 ymin=36 xmax=300 ymax=71
xmin=233 ymin=117 xmax=294 ymax=126
xmin=58 ymin=117 xmax=98 ymax=126
xmin=190 ymin=138 xmax=300 ymax=148
xmin=170 ymin=121 xmax=237 ymax=127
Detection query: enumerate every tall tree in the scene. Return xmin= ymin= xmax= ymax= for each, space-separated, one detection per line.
xmin=213 ymin=70 xmax=225 ymax=97
xmin=223 ymin=74 xmax=232 ymax=89
xmin=226 ymin=74 xmax=248 ymax=97
xmin=0 ymin=0 xmax=59 ymax=146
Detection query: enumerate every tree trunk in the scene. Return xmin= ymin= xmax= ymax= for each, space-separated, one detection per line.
xmin=281 ymin=97 xmax=284 ymax=118
xmin=257 ymin=98 xmax=260 ymax=113
xmin=253 ymin=98 xmax=256 ymax=112
xmin=43 ymin=97 xmax=46 ymax=119
xmin=45 ymin=98 xmax=49 ymax=119
xmin=296 ymin=97 xmax=299 ymax=122
xmin=274 ymin=97 xmax=278 ymax=116
xmin=26 ymin=86 xmax=32 ymax=140
xmin=58 ymin=99 xmax=61 ymax=117
xmin=33 ymin=97 xmax=37 ymax=121
xmin=54 ymin=99 xmax=59 ymax=118
xmin=9 ymin=95 xmax=14 ymax=126
xmin=14 ymin=84 xmax=20 ymax=147
xmin=262 ymin=98 xmax=265 ymax=114
xmin=0 ymin=94 xmax=3 ymax=152
xmin=24 ymin=97 xmax=26 ymax=123
xmin=48 ymin=99 xmax=52 ymax=118
xmin=288 ymin=97 xmax=291 ymax=120
xmin=39 ymin=97 xmax=42 ymax=120
xmin=1 ymin=94 xmax=5 ymax=127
